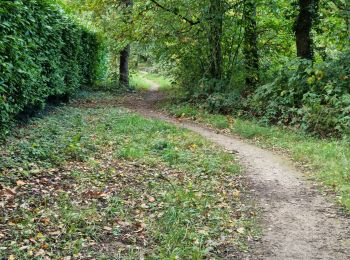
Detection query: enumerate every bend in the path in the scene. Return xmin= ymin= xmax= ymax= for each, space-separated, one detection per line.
xmin=140 ymin=74 xmax=160 ymax=92
xmin=121 ymin=91 xmax=350 ymax=260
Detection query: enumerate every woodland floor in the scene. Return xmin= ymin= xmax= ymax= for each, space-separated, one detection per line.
xmin=120 ymin=81 xmax=350 ymax=259
xmin=0 ymin=92 xmax=255 ymax=259
xmin=1 ymin=82 xmax=350 ymax=259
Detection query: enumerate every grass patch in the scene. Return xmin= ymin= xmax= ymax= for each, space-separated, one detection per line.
xmin=0 ymin=92 xmax=256 ymax=259
xmin=130 ymin=73 xmax=153 ymax=90
xmin=131 ymin=71 xmax=172 ymax=91
xmin=162 ymin=102 xmax=350 ymax=212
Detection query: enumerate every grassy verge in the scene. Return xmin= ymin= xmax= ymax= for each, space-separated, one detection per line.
xmin=131 ymin=71 xmax=172 ymax=91
xmin=161 ymin=103 xmax=350 ymax=212
xmin=0 ymin=92 xmax=256 ymax=259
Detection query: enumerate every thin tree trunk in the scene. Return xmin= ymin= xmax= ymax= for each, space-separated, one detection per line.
xmin=243 ymin=0 xmax=259 ymax=94
xmin=119 ymin=0 xmax=133 ymax=88
xmin=119 ymin=44 xmax=130 ymax=87
xmin=294 ymin=0 xmax=319 ymax=60
xmin=208 ymin=0 xmax=224 ymax=82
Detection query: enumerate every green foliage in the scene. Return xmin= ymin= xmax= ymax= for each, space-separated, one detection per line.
xmin=250 ymin=51 xmax=350 ymax=137
xmin=0 ymin=0 xmax=99 ymax=136
xmin=59 ymin=0 xmax=350 ymax=139
xmin=204 ymin=91 xmax=242 ymax=114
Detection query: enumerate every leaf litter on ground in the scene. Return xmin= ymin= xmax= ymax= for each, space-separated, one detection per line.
xmin=0 ymin=91 xmax=257 ymax=259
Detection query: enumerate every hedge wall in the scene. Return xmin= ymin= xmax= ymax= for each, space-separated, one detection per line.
xmin=0 ymin=0 xmax=99 ymax=135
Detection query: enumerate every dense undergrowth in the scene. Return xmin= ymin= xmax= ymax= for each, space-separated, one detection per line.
xmin=250 ymin=53 xmax=350 ymax=138
xmin=179 ymin=52 xmax=350 ymax=139
xmin=0 ymin=0 xmax=99 ymax=136
xmin=0 ymin=92 xmax=256 ymax=259
xmin=162 ymin=102 xmax=350 ymax=212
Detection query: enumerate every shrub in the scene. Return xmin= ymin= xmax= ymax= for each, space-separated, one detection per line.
xmin=204 ymin=91 xmax=242 ymax=114
xmin=249 ymin=51 xmax=350 ymax=137
xmin=0 ymin=0 xmax=99 ymax=136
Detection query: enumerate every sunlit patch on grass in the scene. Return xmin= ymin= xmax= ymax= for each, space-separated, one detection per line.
xmin=131 ymin=71 xmax=172 ymax=91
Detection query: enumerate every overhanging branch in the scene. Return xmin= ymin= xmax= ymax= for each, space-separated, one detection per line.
xmin=149 ymin=0 xmax=200 ymax=25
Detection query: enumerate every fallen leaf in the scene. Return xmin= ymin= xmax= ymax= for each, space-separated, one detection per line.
xmin=103 ymin=226 xmax=112 ymax=231
xmin=34 ymin=249 xmax=45 ymax=257
xmin=41 ymin=244 xmax=49 ymax=249
xmin=116 ymin=220 xmax=131 ymax=227
xmin=233 ymin=189 xmax=240 ymax=198
xmin=36 ymin=233 xmax=44 ymax=239
xmin=1 ymin=187 xmax=16 ymax=197
xmin=16 ymin=180 xmax=26 ymax=186
xmin=48 ymin=230 xmax=61 ymax=236
xmin=40 ymin=218 xmax=50 ymax=225
xmin=237 ymin=227 xmax=245 ymax=234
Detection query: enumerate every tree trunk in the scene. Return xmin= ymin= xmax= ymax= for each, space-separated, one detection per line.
xmin=119 ymin=0 xmax=133 ymax=88
xmin=294 ymin=0 xmax=319 ymax=60
xmin=208 ymin=0 xmax=224 ymax=81
xmin=243 ymin=0 xmax=259 ymax=94
xmin=119 ymin=44 xmax=130 ymax=88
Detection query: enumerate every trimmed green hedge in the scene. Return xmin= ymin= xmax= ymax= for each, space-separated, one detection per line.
xmin=0 ymin=0 xmax=99 ymax=135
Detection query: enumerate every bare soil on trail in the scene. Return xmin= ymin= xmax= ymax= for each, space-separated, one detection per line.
xmin=119 ymin=88 xmax=350 ymax=260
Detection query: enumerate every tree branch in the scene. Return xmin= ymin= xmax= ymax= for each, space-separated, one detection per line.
xmin=149 ymin=0 xmax=200 ymax=25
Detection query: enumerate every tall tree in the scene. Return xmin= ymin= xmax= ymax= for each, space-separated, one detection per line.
xmin=243 ymin=0 xmax=259 ymax=93
xmin=208 ymin=0 xmax=224 ymax=81
xmin=119 ymin=0 xmax=133 ymax=88
xmin=294 ymin=0 xmax=319 ymax=60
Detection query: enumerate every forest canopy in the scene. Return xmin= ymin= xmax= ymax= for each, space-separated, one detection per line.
xmin=1 ymin=0 xmax=349 ymax=137
xmin=58 ymin=0 xmax=350 ymax=137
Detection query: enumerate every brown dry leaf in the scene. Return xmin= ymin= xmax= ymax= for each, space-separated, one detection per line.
xmin=148 ymin=196 xmax=155 ymax=203
xmin=40 ymin=218 xmax=50 ymax=225
xmin=103 ymin=226 xmax=112 ymax=231
xmin=84 ymin=190 xmax=108 ymax=198
xmin=16 ymin=180 xmax=26 ymax=186
xmin=3 ymin=187 xmax=16 ymax=196
xmin=232 ymin=189 xmax=240 ymax=198
xmin=237 ymin=227 xmax=245 ymax=234
xmin=41 ymin=244 xmax=49 ymax=249
xmin=117 ymin=220 xmax=131 ymax=227
xmin=34 ymin=249 xmax=45 ymax=257
xmin=48 ymin=230 xmax=61 ymax=236
xmin=8 ymin=255 xmax=15 ymax=260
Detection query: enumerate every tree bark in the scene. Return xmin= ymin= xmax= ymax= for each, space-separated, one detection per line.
xmin=208 ymin=0 xmax=224 ymax=81
xmin=243 ymin=0 xmax=259 ymax=94
xmin=119 ymin=0 xmax=133 ymax=88
xmin=119 ymin=44 xmax=130 ymax=88
xmin=294 ymin=0 xmax=319 ymax=60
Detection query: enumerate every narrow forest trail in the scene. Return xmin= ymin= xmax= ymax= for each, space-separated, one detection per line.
xmin=139 ymin=71 xmax=161 ymax=91
xmin=120 ymin=84 xmax=350 ymax=259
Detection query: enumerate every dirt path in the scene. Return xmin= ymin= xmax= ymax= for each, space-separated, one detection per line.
xmin=120 ymin=90 xmax=350 ymax=259
xmin=139 ymin=72 xmax=161 ymax=91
